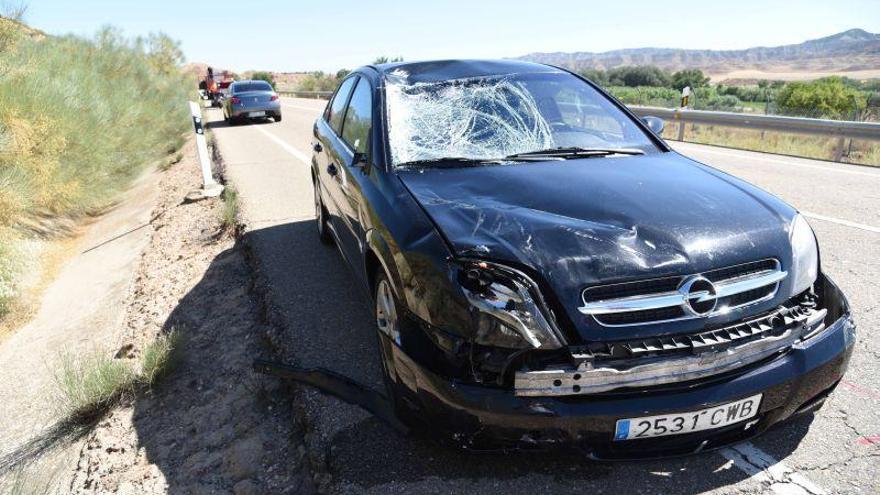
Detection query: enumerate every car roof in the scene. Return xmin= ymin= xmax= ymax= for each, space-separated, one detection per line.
xmin=232 ymin=80 xmax=271 ymax=86
xmin=365 ymin=59 xmax=563 ymax=84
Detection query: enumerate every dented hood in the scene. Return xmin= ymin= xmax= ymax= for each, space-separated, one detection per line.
xmin=398 ymin=152 xmax=797 ymax=342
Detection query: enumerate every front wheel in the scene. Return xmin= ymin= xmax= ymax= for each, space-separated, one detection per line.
xmin=373 ymin=272 xmax=422 ymax=430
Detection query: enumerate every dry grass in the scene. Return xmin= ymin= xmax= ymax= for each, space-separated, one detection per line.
xmin=139 ymin=330 xmax=180 ymax=387
xmin=52 ymin=351 xmax=138 ymax=422
xmin=52 ymin=331 xmax=180 ymax=424
xmin=661 ymin=122 xmax=880 ymax=166
xmin=220 ymin=186 xmax=239 ymax=234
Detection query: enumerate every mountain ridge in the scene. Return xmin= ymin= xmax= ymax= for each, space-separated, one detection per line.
xmin=517 ymin=28 xmax=880 ymax=82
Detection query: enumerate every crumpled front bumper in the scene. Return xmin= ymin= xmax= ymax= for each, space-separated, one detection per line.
xmin=514 ymin=305 xmax=828 ymax=396
xmin=387 ymin=277 xmax=855 ymax=458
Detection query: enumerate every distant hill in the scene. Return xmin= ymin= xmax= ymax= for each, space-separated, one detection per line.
xmin=518 ymin=29 xmax=880 ymax=83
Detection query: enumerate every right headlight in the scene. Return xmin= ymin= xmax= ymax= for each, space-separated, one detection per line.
xmin=789 ymin=213 xmax=819 ymax=297
xmin=456 ymin=260 xmax=566 ymax=350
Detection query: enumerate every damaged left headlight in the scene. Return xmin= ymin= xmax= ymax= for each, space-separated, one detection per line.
xmin=457 ymin=260 xmax=566 ymax=350
xmin=789 ymin=213 xmax=819 ymax=297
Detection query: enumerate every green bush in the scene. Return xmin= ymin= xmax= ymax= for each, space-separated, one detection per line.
xmin=671 ymin=69 xmax=709 ymax=91
xmin=296 ymin=71 xmax=343 ymax=92
xmin=0 ymin=27 xmax=189 ymax=320
xmin=607 ymin=66 xmax=671 ymax=87
xmin=607 ymin=86 xmax=679 ymax=107
xmin=578 ymin=68 xmax=610 ymax=87
xmin=250 ymin=70 xmax=276 ymax=89
xmin=776 ymin=77 xmax=867 ymax=119
xmin=0 ymin=28 xmax=188 ymax=226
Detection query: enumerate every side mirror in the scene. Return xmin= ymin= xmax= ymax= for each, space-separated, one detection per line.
xmin=352 ymin=128 xmax=372 ymax=171
xmin=641 ymin=116 xmax=665 ymax=135
xmin=353 ymin=151 xmax=368 ymax=168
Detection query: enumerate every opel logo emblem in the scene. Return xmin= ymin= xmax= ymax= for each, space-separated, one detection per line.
xmin=678 ymin=276 xmax=718 ymax=316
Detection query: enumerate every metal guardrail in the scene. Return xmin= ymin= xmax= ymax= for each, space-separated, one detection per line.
xmin=278 ymin=90 xmax=333 ymax=99
xmin=629 ymin=106 xmax=880 ymax=142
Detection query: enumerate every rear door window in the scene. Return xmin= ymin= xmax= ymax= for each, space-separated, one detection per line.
xmin=341 ymin=78 xmax=372 ymax=153
xmin=327 ymin=77 xmax=358 ymax=134
xmin=233 ymin=81 xmax=272 ymax=93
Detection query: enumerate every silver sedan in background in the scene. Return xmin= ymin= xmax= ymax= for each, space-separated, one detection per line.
xmin=222 ymin=80 xmax=282 ymax=124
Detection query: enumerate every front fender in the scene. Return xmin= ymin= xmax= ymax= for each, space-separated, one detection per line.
xmin=365 ymin=228 xmax=404 ymax=299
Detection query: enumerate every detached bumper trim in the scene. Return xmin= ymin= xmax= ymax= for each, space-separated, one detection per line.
xmin=515 ymin=308 xmax=834 ymax=396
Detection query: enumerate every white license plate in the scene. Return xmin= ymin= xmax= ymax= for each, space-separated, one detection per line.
xmin=614 ymin=394 xmax=762 ymax=441
xmin=248 ymin=111 xmax=266 ymax=117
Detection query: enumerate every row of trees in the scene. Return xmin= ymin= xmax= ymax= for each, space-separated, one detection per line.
xmin=295 ymin=56 xmax=402 ymax=92
xmin=579 ymin=65 xmax=878 ymax=120
xmin=580 ymin=66 xmax=710 ymax=91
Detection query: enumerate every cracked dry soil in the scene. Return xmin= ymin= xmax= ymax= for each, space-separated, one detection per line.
xmin=68 ymin=140 xmax=314 ymax=494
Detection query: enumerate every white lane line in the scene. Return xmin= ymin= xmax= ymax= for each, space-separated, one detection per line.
xmin=281 ymin=103 xmax=325 ymax=112
xmin=720 ymin=442 xmax=826 ymax=495
xmin=801 ymin=211 xmax=880 ymax=234
xmin=253 ymin=125 xmax=310 ymax=165
xmin=673 ymin=143 xmax=880 ymax=179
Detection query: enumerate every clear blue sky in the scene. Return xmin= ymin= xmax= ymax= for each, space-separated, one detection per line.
xmin=23 ymin=0 xmax=880 ymax=73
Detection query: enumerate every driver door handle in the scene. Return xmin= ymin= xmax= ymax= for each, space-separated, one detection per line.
xmin=313 ymin=143 xmax=323 ymax=153
xmin=327 ymin=163 xmax=339 ymax=176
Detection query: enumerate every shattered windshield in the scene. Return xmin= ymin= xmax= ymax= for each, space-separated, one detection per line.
xmin=385 ymin=71 xmax=658 ymax=167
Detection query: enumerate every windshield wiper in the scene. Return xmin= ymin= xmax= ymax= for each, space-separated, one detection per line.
xmin=396 ymin=157 xmax=504 ymax=169
xmin=504 ymin=147 xmax=645 ymax=160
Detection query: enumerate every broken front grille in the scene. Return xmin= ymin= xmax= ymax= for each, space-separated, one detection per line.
xmin=515 ymin=298 xmax=830 ymax=397
xmin=579 ymin=259 xmax=786 ymax=327
xmin=569 ymin=300 xmax=814 ymax=363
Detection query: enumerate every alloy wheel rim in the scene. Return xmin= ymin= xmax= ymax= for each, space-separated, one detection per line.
xmin=376 ymin=279 xmax=400 ymax=344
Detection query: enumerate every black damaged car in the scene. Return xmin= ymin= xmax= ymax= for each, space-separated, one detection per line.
xmin=310 ymin=59 xmax=855 ymax=458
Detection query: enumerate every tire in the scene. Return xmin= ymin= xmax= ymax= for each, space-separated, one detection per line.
xmin=274 ymin=113 xmax=282 ymax=123
xmin=373 ymin=272 xmax=418 ymax=427
xmin=313 ymin=179 xmax=332 ymax=244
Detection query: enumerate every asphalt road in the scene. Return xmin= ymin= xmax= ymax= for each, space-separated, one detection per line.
xmin=209 ymin=97 xmax=879 ymax=495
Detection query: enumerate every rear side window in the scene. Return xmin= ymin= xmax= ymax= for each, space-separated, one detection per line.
xmin=233 ymin=81 xmax=272 ymax=93
xmin=327 ymin=77 xmax=358 ymax=133
xmin=341 ymin=78 xmax=372 ymax=153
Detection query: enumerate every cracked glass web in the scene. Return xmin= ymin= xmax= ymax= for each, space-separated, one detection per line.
xmin=385 ymin=76 xmax=555 ymax=165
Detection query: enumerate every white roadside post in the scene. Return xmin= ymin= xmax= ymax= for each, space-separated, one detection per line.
xmin=677 ymin=86 xmax=691 ymax=141
xmin=188 ymin=101 xmax=224 ymax=199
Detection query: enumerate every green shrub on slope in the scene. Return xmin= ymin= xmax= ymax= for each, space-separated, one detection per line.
xmin=0 ymin=27 xmax=190 ymax=320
